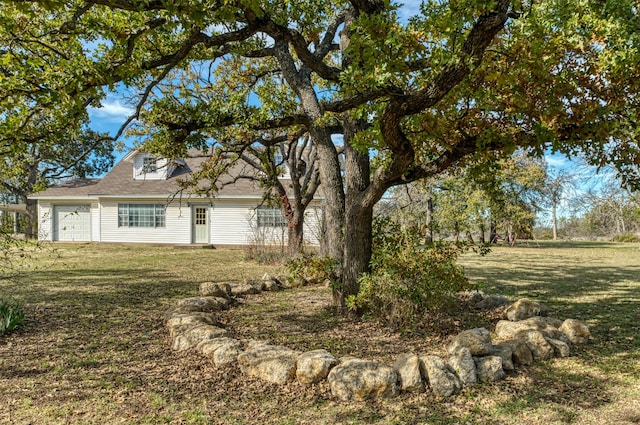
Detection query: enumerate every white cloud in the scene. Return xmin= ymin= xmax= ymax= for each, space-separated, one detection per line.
xmin=89 ymin=99 xmax=134 ymax=122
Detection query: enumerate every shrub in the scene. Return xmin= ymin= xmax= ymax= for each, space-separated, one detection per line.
xmin=0 ymin=299 xmax=25 ymax=335
xmin=612 ymin=234 xmax=640 ymax=243
xmin=286 ymin=253 xmax=337 ymax=286
xmin=347 ymin=217 xmax=473 ymax=331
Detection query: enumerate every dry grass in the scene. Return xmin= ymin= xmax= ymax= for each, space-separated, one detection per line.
xmin=0 ymin=241 xmax=639 ymax=424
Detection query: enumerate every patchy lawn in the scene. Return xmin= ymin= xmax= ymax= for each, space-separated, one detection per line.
xmin=0 ymin=242 xmax=639 ymax=424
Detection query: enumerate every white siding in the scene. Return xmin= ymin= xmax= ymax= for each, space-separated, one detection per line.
xmin=210 ymin=200 xmax=256 ymax=245
xmin=99 ymin=199 xmax=192 ymax=244
xmin=91 ymin=202 xmax=100 ymax=242
xmin=209 ymin=200 xmax=322 ymax=247
xmin=132 ymin=155 xmax=173 ymax=180
xmin=303 ymin=204 xmax=323 ymax=246
xmin=38 ymin=202 xmax=53 ymax=241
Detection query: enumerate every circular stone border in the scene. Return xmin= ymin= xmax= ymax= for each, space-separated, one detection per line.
xmin=165 ymin=274 xmax=591 ymax=401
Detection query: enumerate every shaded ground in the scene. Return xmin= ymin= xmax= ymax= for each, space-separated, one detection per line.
xmin=0 ymin=242 xmax=639 ymax=424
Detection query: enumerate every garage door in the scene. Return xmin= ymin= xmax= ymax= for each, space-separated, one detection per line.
xmin=54 ymin=205 xmax=91 ymax=241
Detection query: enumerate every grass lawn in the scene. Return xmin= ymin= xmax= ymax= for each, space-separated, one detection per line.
xmin=0 ymin=241 xmax=639 ymax=424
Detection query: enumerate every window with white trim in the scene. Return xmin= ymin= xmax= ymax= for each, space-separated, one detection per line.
xmin=118 ymin=204 xmax=166 ymax=228
xmin=256 ymin=206 xmax=287 ymax=227
xmin=142 ymin=157 xmax=157 ymax=173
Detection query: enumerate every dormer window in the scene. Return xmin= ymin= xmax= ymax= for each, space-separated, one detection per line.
xmin=142 ymin=157 xmax=157 ymax=174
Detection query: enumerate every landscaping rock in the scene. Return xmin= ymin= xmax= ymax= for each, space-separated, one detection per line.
xmin=231 ymin=282 xmax=262 ymax=297
xmin=419 ymin=355 xmax=462 ymax=397
xmin=504 ymin=299 xmax=548 ymax=321
xmin=165 ymin=312 xmax=218 ymax=337
xmin=197 ymin=337 xmax=244 ymax=367
xmin=237 ymin=344 xmax=301 ymax=385
xmin=514 ymin=329 xmax=555 ymax=360
xmin=498 ymin=339 xmax=534 ymax=366
xmin=449 ymin=328 xmax=493 ymax=356
xmin=475 ymin=295 xmax=512 ymax=310
xmin=296 ymin=349 xmax=338 ymax=385
xmin=199 ymin=282 xmax=232 ymax=299
xmin=393 ymin=353 xmax=425 ymax=393
xmin=474 ymin=356 xmax=505 ymax=382
xmin=448 ymin=346 xmax=477 ymax=386
xmin=559 ymin=319 xmax=591 ymax=344
xmin=171 ymin=324 xmax=229 ymax=351
xmin=174 ymin=296 xmax=229 ymax=314
xmin=546 ymin=338 xmax=571 ymax=358
xmin=495 ymin=318 xmax=571 ymax=346
xmin=262 ymin=279 xmax=280 ymax=292
xmin=491 ymin=344 xmax=514 ymax=371
xmin=327 ymin=358 xmax=398 ymax=401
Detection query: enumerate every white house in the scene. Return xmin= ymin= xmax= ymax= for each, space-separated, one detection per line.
xmin=29 ymin=149 xmax=323 ymax=246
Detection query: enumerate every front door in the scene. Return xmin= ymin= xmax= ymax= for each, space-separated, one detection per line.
xmin=192 ymin=206 xmax=209 ymax=243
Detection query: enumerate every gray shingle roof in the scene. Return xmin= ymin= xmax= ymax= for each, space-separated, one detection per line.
xmin=31 ymin=150 xmax=277 ymax=199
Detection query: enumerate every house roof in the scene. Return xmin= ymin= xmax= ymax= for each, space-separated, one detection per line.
xmin=30 ymin=149 xmax=292 ymax=200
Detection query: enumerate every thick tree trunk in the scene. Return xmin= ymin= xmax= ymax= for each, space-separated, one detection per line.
xmin=335 ymin=122 xmax=372 ymax=310
xmin=25 ymin=197 xmax=38 ymax=239
xmin=425 ymin=191 xmax=434 ymax=243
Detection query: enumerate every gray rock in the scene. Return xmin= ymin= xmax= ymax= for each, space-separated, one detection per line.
xmin=327 ymin=358 xmax=398 ymax=401
xmin=514 ymin=329 xmax=555 ymax=360
xmin=171 ymin=324 xmax=228 ymax=351
xmin=199 ymin=282 xmax=232 ymax=299
xmin=546 ymin=337 xmax=571 ymax=358
xmin=231 ymin=283 xmax=262 ymax=296
xmin=496 ymin=318 xmax=572 ymax=349
xmin=448 ymin=346 xmax=477 ymax=386
xmin=559 ymin=319 xmax=590 ymax=344
xmin=474 ymin=356 xmax=505 ymax=382
xmin=262 ymin=279 xmax=280 ymax=292
xmin=174 ymin=296 xmax=229 ymax=314
xmin=498 ymin=339 xmax=534 ymax=366
xmin=296 ymin=349 xmax=338 ymax=385
xmin=419 ymin=355 xmax=462 ymax=397
xmin=475 ymin=295 xmax=512 ymax=310
xmin=237 ymin=344 xmax=301 ymax=384
xmin=197 ymin=337 xmax=244 ymax=367
xmin=491 ymin=344 xmax=514 ymax=371
xmin=449 ymin=328 xmax=493 ymax=356
xmin=504 ymin=299 xmax=548 ymax=321
xmin=393 ymin=353 xmax=425 ymax=393
xmin=165 ymin=312 xmax=218 ymax=337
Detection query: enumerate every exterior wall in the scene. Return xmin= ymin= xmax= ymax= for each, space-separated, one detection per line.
xmin=36 ymin=197 xmax=324 ymax=246
xmin=91 ymin=202 xmax=100 ymax=242
xmin=209 ymin=200 xmax=257 ymax=246
xmin=132 ymin=154 xmax=173 ymax=180
xmin=38 ymin=202 xmax=53 ymax=241
xmin=99 ymin=199 xmax=192 ymax=244
xmin=303 ymin=203 xmax=323 ymax=246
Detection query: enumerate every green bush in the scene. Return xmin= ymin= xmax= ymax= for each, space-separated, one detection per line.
xmin=612 ymin=234 xmax=640 ymax=243
xmin=0 ymin=299 xmax=25 ymax=335
xmin=347 ymin=217 xmax=473 ymax=331
xmin=286 ymin=253 xmax=337 ymax=285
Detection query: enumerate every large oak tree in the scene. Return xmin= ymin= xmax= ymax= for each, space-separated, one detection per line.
xmin=2 ymin=0 xmax=639 ymax=307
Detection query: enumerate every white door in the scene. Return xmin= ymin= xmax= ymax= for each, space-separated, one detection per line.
xmin=54 ymin=205 xmax=91 ymax=241
xmin=192 ymin=206 xmax=209 ymax=243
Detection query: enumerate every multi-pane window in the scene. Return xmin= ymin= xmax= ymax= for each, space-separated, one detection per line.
xmin=118 ymin=204 xmax=165 ymax=228
xmin=142 ymin=157 xmax=157 ymax=173
xmin=256 ymin=206 xmax=287 ymax=227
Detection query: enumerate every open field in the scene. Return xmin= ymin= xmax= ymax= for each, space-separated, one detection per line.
xmin=0 ymin=242 xmax=639 ymax=424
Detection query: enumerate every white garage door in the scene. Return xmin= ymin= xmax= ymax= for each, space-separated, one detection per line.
xmin=54 ymin=205 xmax=91 ymax=242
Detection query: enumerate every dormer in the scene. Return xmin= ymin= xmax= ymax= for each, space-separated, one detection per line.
xmin=129 ymin=152 xmax=179 ymax=180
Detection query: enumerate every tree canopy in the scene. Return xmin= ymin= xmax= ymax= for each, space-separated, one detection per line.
xmin=1 ymin=0 xmax=639 ymax=306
